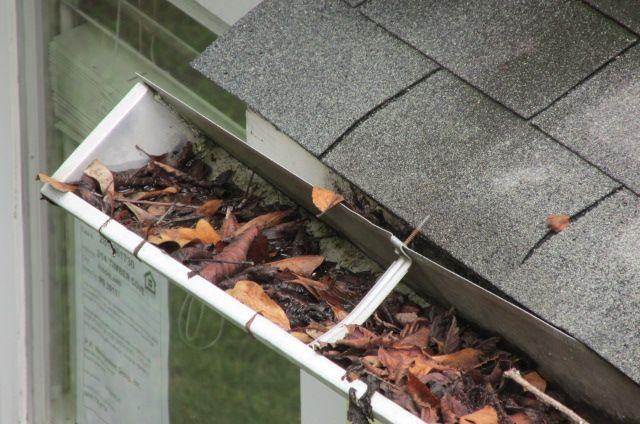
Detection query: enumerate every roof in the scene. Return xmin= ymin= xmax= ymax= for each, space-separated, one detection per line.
xmin=192 ymin=0 xmax=640 ymax=384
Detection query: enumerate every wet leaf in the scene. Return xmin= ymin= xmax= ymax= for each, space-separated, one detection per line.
xmin=200 ymin=226 xmax=258 ymax=283
xmin=406 ymin=373 xmax=440 ymax=408
xmin=459 ymin=405 xmax=498 ymax=424
xmin=312 ymin=186 xmax=345 ymax=214
xmin=290 ymin=331 xmax=313 ymax=343
xmin=196 ymin=199 xmax=223 ymax=216
xmin=432 ymin=348 xmax=483 ymax=371
xmin=220 ymin=209 xmax=239 ymax=238
xmin=268 ymin=255 xmax=324 ymax=277
xmin=153 ymin=160 xmax=187 ymax=177
xmin=232 ymin=209 xmax=293 ymax=237
xmin=545 ymin=214 xmax=570 ymax=233
xmin=523 ymin=371 xmax=547 ymax=393
xmin=36 ymin=173 xmax=78 ymax=193
xmin=226 ymin=280 xmax=290 ymax=330
xmin=84 ymin=159 xmax=115 ymax=197
xmin=129 ymin=187 xmax=178 ymax=200
xmin=125 ymin=203 xmax=156 ymax=225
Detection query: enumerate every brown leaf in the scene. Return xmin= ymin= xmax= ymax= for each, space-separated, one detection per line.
xmin=246 ymin=232 xmax=270 ymax=264
xmin=420 ymin=405 xmax=439 ymax=424
xmin=84 ymin=159 xmax=115 ymax=197
xmin=125 ymin=203 xmax=156 ymax=225
xmin=441 ymin=393 xmax=468 ymax=424
xmin=268 ymin=255 xmax=324 ymax=277
xmin=459 ymin=406 xmax=498 ymax=424
xmin=523 ymin=371 xmax=547 ymax=393
xmin=443 ymin=317 xmax=460 ymax=354
xmin=196 ymin=199 xmax=223 ymax=216
xmin=508 ymin=412 xmax=533 ymax=424
xmin=330 ymin=304 xmax=349 ymax=321
xmin=220 ymin=209 xmax=239 ymax=238
xmin=290 ymin=331 xmax=313 ymax=343
xmin=406 ymin=373 xmax=440 ymax=408
xmin=336 ymin=325 xmax=379 ymax=350
xmin=226 ymin=280 xmax=290 ymax=330
xmin=36 ymin=173 xmax=78 ymax=193
xmin=432 ymin=348 xmax=483 ymax=371
xmin=409 ymin=355 xmax=447 ymax=378
xmin=395 ymin=326 xmax=430 ymax=349
xmin=153 ymin=160 xmax=187 ymax=177
xmin=148 ymin=219 xmax=221 ymax=247
xmin=312 ymin=186 xmax=345 ymax=214
xmin=129 ymin=187 xmax=177 ymax=200
xmin=200 ymin=226 xmax=258 ymax=283
xmin=378 ymin=347 xmax=420 ymax=382
xmin=545 ymin=214 xmax=570 ymax=233
xmin=232 ymin=209 xmax=293 ymax=237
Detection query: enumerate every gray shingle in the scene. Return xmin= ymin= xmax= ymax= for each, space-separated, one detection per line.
xmin=505 ymin=189 xmax=640 ymax=383
xmin=343 ymin=0 xmax=366 ymax=6
xmin=533 ymin=45 xmax=640 ymax=194
xmin=587 ymin=0 xmax=640 ymax=33
xmin=361 ymin=0 xmax=635 ymax=118
xmin=323 ymin=71 xmax=619 ymax=282
xmin=192 ymin=0 xmax=436 ymax=155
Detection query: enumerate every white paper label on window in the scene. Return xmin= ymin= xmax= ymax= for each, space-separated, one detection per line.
xmin=75 ymin=222 xmax=169 ymax=424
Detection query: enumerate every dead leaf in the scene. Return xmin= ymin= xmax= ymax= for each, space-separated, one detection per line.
xmin=147 ymin=205 xmax=168 ymax=216
xmin=508 ymin=412 xmax=533 ymax=424
xmin=523 ymin=371 xmax=547 ymax=393
xmin=36 ymin=173 xmax=78 ymax=193
xmin=84 ymin=159 xmax=115 ymax=197
xmin=125 ymin=203 xmax=156 ymax=224
xmin=395 ymin=326 xmax=430 ymax=349
xmin=432 ymin=348 xmax=483 ymax=371
xmin=200 ymin=226 xmax=258 ymax=283
xmin=269 ymin=255 xmax=324 ymax=276
xmin=196 ymin=199 xmax=223 ymax=216
xmin=545 ymin=214 xmax=570 ymax=233
xmin=129 ymin=187 xmax=178 ymax=200
xmin=406 ymin=373 xmax=440 ymax=408
xmin=153 ymin=160 xmax=187 ymax=177
xmin=148 ymin=219 xmax=220 ymax=247
xmin=459 ymin=405 xmax=498 ymax=424
xmin=226 ymin=280 xmax=290 ymax=330
xmin=409 ymin=355 xmax=447 ymax=378
xmin=443 ymin=317 xmax=460 ymax=354
xmin=290 ymin=331 xmax=313 ymax=343
xmin=232 ymin=209 xmax=293 ymax=237
xmin=312 ymin=186 xmax=345 ymax=214
xmin=441 ymin=393 xmax=468 ymax=423
xmin=220 ymin=209 xmax=239 ymax=238
xmin=420 ymin=405 xmax=439 ymax=423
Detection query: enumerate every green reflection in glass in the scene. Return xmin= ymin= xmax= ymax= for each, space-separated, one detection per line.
xmin=169 ymin=285 xmax=300 ymax=423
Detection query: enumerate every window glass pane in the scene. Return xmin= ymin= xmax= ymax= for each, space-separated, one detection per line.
xmin=44 ymin=2 xmax=300 ymax=423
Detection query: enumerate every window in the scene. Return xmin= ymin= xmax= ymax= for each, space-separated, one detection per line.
xmin=41 ymin=2 xmax=300 ymax=423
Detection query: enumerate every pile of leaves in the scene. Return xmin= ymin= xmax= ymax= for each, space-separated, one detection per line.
xmin=39 ymin=142 xmax=376 ymax=338
xmin=320 ymin=298 xmax=571 ymax=424
xmin=40 ymin=142 xmax=582 ymax=424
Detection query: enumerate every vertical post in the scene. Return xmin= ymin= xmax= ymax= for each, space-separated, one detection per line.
xmin=0 ymin=0 xmax=28 ymax=423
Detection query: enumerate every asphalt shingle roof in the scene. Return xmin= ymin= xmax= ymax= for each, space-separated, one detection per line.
xmin=193 ymin=0 xmax=640 ymax=385
xmin=533 ymin=44 xmax=640 ymax=194
xmin=362 ymin=0 xmax=635 ymax=117
xmin=192 ymin=0 xmax=435 ymax=155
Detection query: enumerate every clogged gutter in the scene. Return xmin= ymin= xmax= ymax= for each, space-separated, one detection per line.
xmin=39 ymin=141 xmax=587 ymax=424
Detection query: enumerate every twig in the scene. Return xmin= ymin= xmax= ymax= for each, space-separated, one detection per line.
xmin=188 ymin=259 xmax=255 ymax=265
xmin=403 ymin=214 xmax=430 ymax=245
xmin=155 ymin=201 xmax=177 ymax=226
xmin=504 ymin=369 xmax=589 ymax=424
xmin=116 ymin=198 xmax=197 ymax=208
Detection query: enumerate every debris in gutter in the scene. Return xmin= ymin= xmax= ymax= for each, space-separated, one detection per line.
xmin=39 ymin=141 xmax=585 ymax=423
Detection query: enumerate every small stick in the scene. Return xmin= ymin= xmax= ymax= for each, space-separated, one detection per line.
xmin=188 ymin=259 xmax=255 ymax=265
xmin=403 ymin=214 xmax=430 ymax=245
xmin=116 ymin=198 xmax=197 ymax=209
xmin=155 ymin=201 xmax=177 ymax=226
xmin=504 ymin=369 xmax=589 ymax=424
